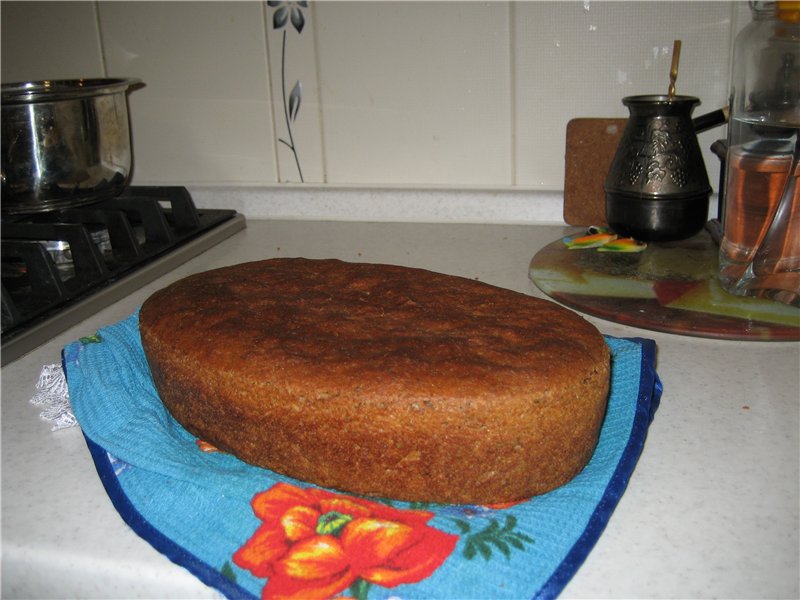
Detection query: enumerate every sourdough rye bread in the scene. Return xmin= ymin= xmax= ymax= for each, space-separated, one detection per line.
xmin=139 ymin=258 xmax=610 ymax=504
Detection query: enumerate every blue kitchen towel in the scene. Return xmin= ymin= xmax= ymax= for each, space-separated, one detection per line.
xmin=65 ymin=312 xmax=661 ymax=600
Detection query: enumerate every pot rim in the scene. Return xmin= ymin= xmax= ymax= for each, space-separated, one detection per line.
xmin=622 ymin=94 xmax=701 ymax=106
xmin=1 ymin=77 xmax=142 ymax=105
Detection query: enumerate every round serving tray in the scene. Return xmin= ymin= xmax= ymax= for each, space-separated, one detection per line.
xmin=529 ymin=229 xmax=800 ymax=341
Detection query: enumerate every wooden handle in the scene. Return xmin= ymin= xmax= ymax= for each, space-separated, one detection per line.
xmin=668 ymin=40 xmax=682 ymax=99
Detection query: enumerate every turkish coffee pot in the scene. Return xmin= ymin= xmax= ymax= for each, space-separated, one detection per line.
xmin=603 ymin=40 xmax=728 ymax=242
xmin=604 ymin=94 xmax=727 ymax=242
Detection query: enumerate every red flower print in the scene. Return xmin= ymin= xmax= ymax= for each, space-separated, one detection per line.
xmin=233 ymin=482 xmax=458 ymax=599
xmin=484 ymin=499 xmax=528 ymax=510
xmin=195 ymin=439 xmax=221 ymax=453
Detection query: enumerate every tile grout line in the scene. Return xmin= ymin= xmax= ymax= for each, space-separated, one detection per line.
xmin=262 ymin=1 xmax=281 ymax=184
xmin=92 ymin=1 xmax=108 ymax=77
xmin=311 ymin=2 xmax=329 ymax=184
xmin=509 ymin=1 xmax=517 ymax=187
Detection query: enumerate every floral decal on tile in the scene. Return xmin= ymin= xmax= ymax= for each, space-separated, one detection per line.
xmin=268 ymin=0 xmax=307 ymax=182
xmin=233 ymin=482 xmax=458 ymax=599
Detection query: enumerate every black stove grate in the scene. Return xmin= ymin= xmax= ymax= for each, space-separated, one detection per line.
xmin=1 ymin=186 xmax=241 ymax=356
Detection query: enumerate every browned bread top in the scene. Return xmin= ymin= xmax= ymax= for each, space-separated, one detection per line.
xmin=141 ymin=257 xmax=604 ymax=397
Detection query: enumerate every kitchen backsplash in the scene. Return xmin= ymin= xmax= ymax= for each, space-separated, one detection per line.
xmin=2 ymin=1 xmax=750 ymax=192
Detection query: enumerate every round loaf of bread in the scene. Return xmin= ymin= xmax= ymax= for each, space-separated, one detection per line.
xmin=139 ymin=257 xmax=610 ymax=504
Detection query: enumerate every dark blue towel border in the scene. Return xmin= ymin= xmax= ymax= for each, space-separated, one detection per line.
xmin=83 ymin=434 xmax=258 ymax=599
xmin=534 ymin=337 xmax=662 ymax=599
xmin=64 ymin=350 xmax=257 ymax=600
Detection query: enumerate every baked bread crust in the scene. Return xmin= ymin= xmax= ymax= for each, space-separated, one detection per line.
xmin=139 ymin=258 xmax=610 ymax=504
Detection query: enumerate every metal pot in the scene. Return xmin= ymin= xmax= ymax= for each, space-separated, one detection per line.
xmin=1 ymin=78 xmax=141 ymax=215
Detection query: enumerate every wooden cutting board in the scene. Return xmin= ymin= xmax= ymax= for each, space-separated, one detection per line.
xmin=563 ymin=118 xmax=626 ymax=226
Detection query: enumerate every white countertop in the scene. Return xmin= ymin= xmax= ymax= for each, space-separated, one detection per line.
xmin=2 ymin=216 xmax=798 ymax=599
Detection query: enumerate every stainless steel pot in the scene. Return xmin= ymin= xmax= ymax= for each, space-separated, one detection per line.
xmin=1 ymin=78 xmax=141 ymax=214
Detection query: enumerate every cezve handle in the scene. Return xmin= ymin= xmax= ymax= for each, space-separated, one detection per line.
xmin=692 ymin=106 xmax=729 ymax=133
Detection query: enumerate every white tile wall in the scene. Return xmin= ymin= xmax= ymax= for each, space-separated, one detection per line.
xmin=314 ymin=1 xmax=513 ymax=186
xmin=2 ymin=0 xmax=747 ymax=193
xmin=1 ymin=1 xmax=104 ymax=78
xmin=98 ymin=1 xmax=277 ymax=184
xmin=514 ymin=1 xmax=735 ymax=188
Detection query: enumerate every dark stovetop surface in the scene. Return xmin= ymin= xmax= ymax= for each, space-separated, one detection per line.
xmin=1 ymin=186 xmax=245 ymax=365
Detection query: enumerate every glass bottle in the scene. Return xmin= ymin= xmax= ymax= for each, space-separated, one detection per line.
xmin=718 ymin=1 xmax=800 ymax=306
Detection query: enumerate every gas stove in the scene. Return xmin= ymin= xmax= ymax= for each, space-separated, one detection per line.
xmin=1 ymin=186 xmax=245 ymax=365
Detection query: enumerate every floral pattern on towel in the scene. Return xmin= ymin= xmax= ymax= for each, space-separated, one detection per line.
xmin=233 ymin=482 xmax=458 ymax=599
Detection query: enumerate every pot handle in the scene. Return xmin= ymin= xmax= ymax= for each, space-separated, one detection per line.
xmin=692 ymin=106 xmax=729 ymax=133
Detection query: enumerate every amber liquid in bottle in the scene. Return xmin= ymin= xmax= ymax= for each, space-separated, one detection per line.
xmin=719 ymin=119 xmax=800 ymax=306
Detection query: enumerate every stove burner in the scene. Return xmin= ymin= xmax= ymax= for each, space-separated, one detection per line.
xmin=1 ymin=186 xmax=244 ymax=364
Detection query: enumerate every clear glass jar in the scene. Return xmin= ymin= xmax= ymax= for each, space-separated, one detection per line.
xmin=718 ymin=1 xmax=800 ymax=306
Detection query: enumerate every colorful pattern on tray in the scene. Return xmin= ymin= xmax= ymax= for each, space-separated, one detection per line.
xmin=563 ymin=226 xmax=647 ymax=253
xmin=64 ymin=312 xmax=661 ymax=600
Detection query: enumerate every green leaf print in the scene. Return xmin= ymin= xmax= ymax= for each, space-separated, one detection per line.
xmin=348 ymin=578 xmax=372 ymax=600
xmin=220 ymin=560 xmax=237 ymax=583
xmin=454 ymin=515 xmax=533 ymax=561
